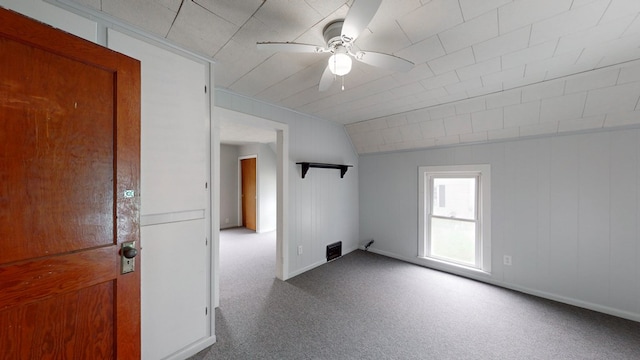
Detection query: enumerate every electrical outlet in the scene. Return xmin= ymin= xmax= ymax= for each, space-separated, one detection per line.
xmin=503 ymin=255 xmax=512 ymax=266
xmin=298 ymin=245 xmax=303 ymax=255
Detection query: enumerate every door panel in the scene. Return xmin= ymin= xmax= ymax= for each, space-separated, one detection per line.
xmin=241 ymin=158 xmax=257 ymax=231
xmin=0 ymin=8 xmax=140 ymax=359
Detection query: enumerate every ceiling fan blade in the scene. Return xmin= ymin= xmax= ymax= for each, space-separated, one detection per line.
xmin=257 ymin=42 xmax=326 ymax=53
xmin=319 ymin=65 xmax=335 ymax=91
xmin=341 ymin=0 xmax=382 ymax=41
xmin=354 ymin=51 xmax=414 ymax=72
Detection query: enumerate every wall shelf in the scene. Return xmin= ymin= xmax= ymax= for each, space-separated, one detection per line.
xmin=296 ymin=162 xmax=353 ymax=179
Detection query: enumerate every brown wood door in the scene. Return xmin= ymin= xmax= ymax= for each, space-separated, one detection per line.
xmin=0 ymin=9 xmax=141 ymax=359
xmin=241 ymin=158 xmax=257 ymax=231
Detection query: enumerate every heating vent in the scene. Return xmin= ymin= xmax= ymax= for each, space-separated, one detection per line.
xmin=326 ymin=241 xmax=342 ymax=262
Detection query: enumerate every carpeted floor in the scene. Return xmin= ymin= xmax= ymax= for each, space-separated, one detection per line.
xmin=190 ymin=228 xmax=640 ymax=359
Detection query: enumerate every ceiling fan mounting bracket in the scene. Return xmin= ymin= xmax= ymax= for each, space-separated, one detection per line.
xmin=323 ymin=20 xmax=352 ymax=52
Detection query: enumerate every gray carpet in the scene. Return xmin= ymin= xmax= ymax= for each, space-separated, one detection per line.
xmin=190 ymin=228 xmax=640 ymax=359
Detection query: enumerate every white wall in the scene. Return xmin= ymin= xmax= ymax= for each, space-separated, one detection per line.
xmin=220 ymin=144 xmax=239 ymax=229
xmin=239 ymin=143 xmax=277 ymax=233
xmin=359 ymin=128 xmax=640 ymax=322
xmin=216 ymin=89 xmax=359 ymax=277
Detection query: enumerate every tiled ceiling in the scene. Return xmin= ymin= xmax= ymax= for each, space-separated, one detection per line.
xmin=68 ymin=0 xmax=640 ymax=153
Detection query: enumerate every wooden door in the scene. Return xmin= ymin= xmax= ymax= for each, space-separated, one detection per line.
xmin=0 ymin=8 xmax=141 ymax=359
xmin=241 ymin=158 xmax=257 ymax=231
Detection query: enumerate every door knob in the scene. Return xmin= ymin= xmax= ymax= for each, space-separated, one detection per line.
xmin=122 ymin=246 xmax=138 ymax=259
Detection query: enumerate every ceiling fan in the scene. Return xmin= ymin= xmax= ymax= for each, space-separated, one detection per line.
xmin=257 ymin=0 xmax=414 ymax=91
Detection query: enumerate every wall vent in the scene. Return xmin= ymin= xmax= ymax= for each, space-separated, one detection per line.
xmin=326 ymin=241 xmax=342 ymax=262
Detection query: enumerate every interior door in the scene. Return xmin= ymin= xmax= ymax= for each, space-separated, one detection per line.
xmin=241 ymin=157 xmax=257 ymax=231
xmin=0 ymin=8 xmax=141 ymax=359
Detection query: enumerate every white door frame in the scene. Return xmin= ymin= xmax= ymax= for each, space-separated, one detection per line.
xmin=212 ymin=107 xmax=289 ymax=307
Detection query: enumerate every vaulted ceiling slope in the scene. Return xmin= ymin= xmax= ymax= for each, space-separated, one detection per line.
xmin=70 ymin=0 xmax=640 ymax=154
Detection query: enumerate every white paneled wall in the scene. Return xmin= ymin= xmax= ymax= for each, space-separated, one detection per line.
xmin=216 ymin=90 xmax=359 ymax=277
xmin=107 ymin=30 xmax=212 ymax=360
xmin=360 ymin=128 xmax=640 ymax=321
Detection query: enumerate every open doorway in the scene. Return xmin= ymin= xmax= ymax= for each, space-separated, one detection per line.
xmin=213 ymin=107 xmax=289 ymax=307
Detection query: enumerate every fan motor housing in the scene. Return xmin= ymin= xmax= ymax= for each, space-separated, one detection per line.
xmin=323 ymin=20 xmax=345 ymax=48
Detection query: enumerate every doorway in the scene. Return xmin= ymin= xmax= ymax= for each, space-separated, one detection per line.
xmin=214 ymin=107 xmax=290 ymax=308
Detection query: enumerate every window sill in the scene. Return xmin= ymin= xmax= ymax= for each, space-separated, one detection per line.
xmin=417 ymin=256 xmax=491 ymax=279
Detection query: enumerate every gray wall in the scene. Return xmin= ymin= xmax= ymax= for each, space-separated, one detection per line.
xmin=359 ymin=128 xmax=640 ymax=321
xmin=220 ymin=144 xmax=239 ymax=229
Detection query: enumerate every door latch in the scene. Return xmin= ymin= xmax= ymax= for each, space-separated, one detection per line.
xmin=120 ymin=241 xmax=138 ymax=274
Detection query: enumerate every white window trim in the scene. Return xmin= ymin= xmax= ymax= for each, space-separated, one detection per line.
xmin=418 ymin=164 xmax=491 ymax=274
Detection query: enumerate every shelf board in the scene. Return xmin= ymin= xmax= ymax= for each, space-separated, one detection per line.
xmin=296 ymin=162 xmax=353 ymax=178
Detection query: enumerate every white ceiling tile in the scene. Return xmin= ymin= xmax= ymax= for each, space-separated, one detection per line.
xmin=445 ymin=77 xmax=483 ymax=95
xmin=594 ymin=36 xmax=640 ymax=68
xmin=103 ymin=0 xmax=178 ymax=36
xmin=459 ymin=0 xmax=512 ymax=20
xmin=488 ymin=127 xmax=519 ymax=140
xmin=504 ymin=101 xmax=540 ymax=127
xmin=398 ymin=123 xmax=425 ymax=142
xmin=254 ymin=0 xmax=324 ymax=40
xmin=520 ymin=79 xmax=565 ymax=102
xmin=473 ymin=26 xmax=530 ymax=62
xmin=583 ymin=82 xmax=640 ymax=116
xmin=526 ymin=49 xmax=583 ymax=79
xmin=193 ymin=0 xmax=263 ymax=26
xmin=498 ymin=0 xmax=572 ymax=34
xmin=397 ymin=0 xmax=464 ymax=43
xmin=529 ymin=0 xmax=608 ymax=46
xmin=429 ymin=104 xmax=457 ymax=119
xmin=434 ymin=135 xmax=461 ymax=146
xmin=558 ymin=115 xmax=605 ymax=132
xmin=428 ymin=48 xmax=476 ymax=75
xmin=466 ymin=83 xmax=503 ymax=98
xmin=386 ymin=115 xmax=409 ymax=128
xmin=420 ymin=71 xmax=460 ymax=90
xmin=303 ymin=0 xmax=349 ymax=18
xmin=392 ymin=64 xmax=436 ymax=84
xmin=564 ymin=68 xmax=620 ymax=94
xmin=419 ymin=119 xmax=446 ymax=138
xmin=439 ymin=10 xmax=499 ymax=53
xmin=471 ymin=108 xmax=504 ymax=131
xmin=395 ymin=36 xmax=446 ymax=64
xmin=167 ymin=0 xmax=238 ymax=56
xmin=540 ymin=92 xmax=587 ymax=123
xmin=501 ymin=40 xmax=557 ymax=70
xmin=459 ymin=131 xmax=488 ymax=144
xmin=618 ymin=60 xmax=640 ymax=84
xmin=355 ymin=21 xmax=412 ymax=55
xmin=381 ymin=127 xmax=404 ymax=144
xmin=444 ymin=113 xmax=473 ymax=135
xmin=406 ymin=108 xmax=432 ymax=123
xmin=555 ymin=15 xmax=635 ymax=54
xmin=604 ymin=110 xmax=640 ymax=127
xmin=455 ymin=97 xmax=487 ymax=114
xmin=486 ymin=89 xmax=521 ymax=109
xmin=390 ymin=82 xmax=427 ymax=97
xmin=600 ymin=0 xmax=640 ymax=23
xmin=518 ymin=121 xmax=558 ymax=137
xmin=457 ymin=58 xmax=501 ymax=81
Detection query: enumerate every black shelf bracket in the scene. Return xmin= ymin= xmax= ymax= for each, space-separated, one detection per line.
xmin=296 ymin=162 xmax=353 ymax=179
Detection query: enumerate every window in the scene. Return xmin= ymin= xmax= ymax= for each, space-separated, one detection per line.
xmin=419 ymin=165 xmax=491 ymax=272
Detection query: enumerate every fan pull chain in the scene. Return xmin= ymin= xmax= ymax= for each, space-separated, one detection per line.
xmin=341 ymin=76 xmax=345 ymax=91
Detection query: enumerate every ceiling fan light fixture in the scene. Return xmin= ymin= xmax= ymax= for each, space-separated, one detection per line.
xmin=328 ymin=53 xmax=352 ymax=76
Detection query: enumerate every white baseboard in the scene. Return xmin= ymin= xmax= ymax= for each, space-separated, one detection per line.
xmin=162 ymin=336 xmax=216 ymax=360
